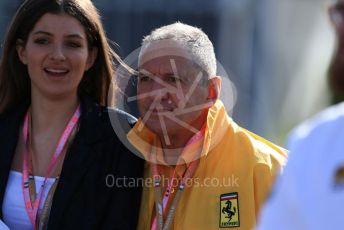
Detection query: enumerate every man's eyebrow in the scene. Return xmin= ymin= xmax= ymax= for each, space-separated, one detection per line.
xmin=165 ymin=72 xmax=179 ymax=76
xmin=138 ymin=70 xmax=151 ymax=76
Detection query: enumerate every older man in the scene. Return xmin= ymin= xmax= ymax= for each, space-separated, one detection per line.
xmin=127 ymin=22 xmax=287 ymax=230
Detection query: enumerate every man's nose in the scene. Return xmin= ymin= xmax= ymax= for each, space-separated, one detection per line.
xmin=151 ymin=81 xmax=170 ymax=100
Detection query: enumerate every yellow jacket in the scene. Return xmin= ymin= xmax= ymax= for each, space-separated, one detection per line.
xmin=128 ymin=100 xmax=287 ymax=230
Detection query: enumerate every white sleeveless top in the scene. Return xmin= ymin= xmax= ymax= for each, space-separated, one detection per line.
xmin=2 ymin=171 xmax=55 ymax=230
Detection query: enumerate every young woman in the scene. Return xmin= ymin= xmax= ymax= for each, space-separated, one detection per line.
xmin=0 ymin=0 xmax=143 ymax=229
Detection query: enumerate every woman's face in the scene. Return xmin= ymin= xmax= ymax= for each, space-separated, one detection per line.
xmin=17 ymin=13 xmax=97 ymax=100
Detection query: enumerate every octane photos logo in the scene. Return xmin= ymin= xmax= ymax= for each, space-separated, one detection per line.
xmin=108 ymin=40 xmax=237 ymax=165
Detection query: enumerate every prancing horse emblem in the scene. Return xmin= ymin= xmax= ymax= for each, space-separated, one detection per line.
xmin=222 ymin=200 xmax=236 ymax=221
xmin=220 ymin=192 xmax=240 ymax=227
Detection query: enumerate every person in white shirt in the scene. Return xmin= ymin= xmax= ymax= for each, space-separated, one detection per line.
xmin=257 ymin=102 xmax=344 ymax=230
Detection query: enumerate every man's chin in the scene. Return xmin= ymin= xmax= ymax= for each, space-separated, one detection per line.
xmin=143 ymin=120 xmax=176 ymax=136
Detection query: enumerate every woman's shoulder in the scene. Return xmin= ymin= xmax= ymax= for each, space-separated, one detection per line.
xmin=78 ymin=99 xmax=143 ymax=164
xmin=106 ymin=107 xmax=137 ymax=128
xmin=79 ymin=98 xmax=138 ymax=148
xmin=0 ymin=102 xmax=28 ymax=126
xmin=88 ymin=105 xmax=137 ymax=135
xmin=80 ymin=96 xmax=137 ymax=130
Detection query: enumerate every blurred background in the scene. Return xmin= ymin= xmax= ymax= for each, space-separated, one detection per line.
xmin=0 ymin=0 xmax=336 ymax=146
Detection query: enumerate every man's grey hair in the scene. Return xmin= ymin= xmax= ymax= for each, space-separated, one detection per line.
xmin=140 ymin=22 xmax=217 ymax=78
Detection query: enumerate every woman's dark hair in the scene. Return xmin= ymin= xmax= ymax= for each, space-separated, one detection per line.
xmin=0 ymin=0 xmax=122 ymax=113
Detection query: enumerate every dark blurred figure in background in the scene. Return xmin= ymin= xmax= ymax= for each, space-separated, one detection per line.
xmin=328 ymin=0 xmax=344 ymax=103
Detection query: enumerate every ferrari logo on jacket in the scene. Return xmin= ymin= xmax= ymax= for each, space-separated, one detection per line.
xmin=220 ymin=192 xmax=240 ymax=228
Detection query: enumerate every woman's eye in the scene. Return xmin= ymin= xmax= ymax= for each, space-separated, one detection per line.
xmin=34 ymin=38 xmax=49 ymax=45
xmin=66 ymin=41 xmax=82 ymax=48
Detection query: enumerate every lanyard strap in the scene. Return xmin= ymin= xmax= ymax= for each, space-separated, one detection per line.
xmin=22 ymin=105 xmax=81 ymax=229
xmin=150 ymin=146 xmax=199 ymax=230
xmin=36 ymin=176 xmax=59 ymax=230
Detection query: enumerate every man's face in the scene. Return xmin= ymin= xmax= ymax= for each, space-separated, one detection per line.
xmin=137 ymin=43 xmax=211 ymax=143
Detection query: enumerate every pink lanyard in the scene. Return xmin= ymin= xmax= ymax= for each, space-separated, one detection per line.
xmin=150 ymin=149 xmax=199 ymax=230
xmin=22 ymin=105 xmax=81 ymax=228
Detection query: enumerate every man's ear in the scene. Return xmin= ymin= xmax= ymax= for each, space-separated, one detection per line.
xmin=85 ymin=47 xmax=98 ymax=71
xmin=207 ymin=76 xmax=222 ymax=103
xmin=16 ymin=39 xmax=28 ymax=65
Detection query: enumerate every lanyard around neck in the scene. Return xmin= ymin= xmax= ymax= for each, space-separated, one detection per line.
xmin=150 ymin=144 xmax=200 ymax=230
xmin=22 ymin=105 xmax=81 ymax=229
